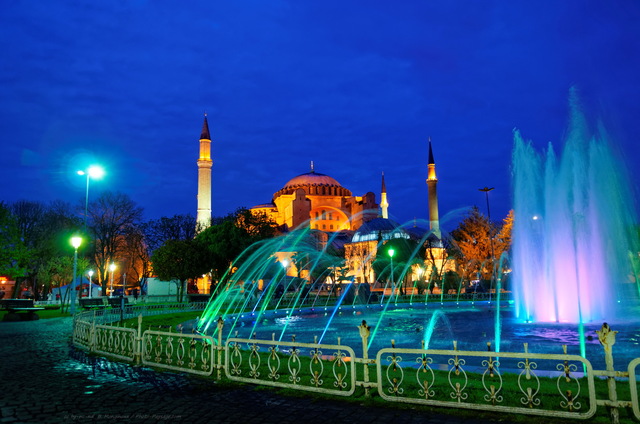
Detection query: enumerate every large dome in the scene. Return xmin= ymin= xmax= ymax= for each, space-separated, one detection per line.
xmin=275 ymin=171 xmax=352 ymax=197
xmin=283 ymin=172 xmax=342 ymax=189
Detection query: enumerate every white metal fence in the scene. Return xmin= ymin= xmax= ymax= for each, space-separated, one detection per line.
xmin=72 ymin=309 xmax=639 ymax=424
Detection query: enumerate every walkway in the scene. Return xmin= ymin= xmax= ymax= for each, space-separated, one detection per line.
xmin=0 ymin=318 xmax=506 ymax=424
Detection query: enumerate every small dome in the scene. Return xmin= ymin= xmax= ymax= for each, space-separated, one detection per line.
xmin=352 ymin=218 xmax=408 ymax=243
xmin=283 ymin=172 xmax=342 ymax=189
xmin=354 ymin=218 xmax=400 ymax=236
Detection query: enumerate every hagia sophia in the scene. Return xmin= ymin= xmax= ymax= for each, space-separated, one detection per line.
xmin=194 ymin=115 xmax=449 ymax=292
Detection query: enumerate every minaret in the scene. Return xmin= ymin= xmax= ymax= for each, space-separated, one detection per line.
xmin=380 ymin=172 xmax=389 ymax=219
xmin=426 ymin=138 xmax=440 ymax=238
xmin=196 ymin=114 xmax=213 ymax=229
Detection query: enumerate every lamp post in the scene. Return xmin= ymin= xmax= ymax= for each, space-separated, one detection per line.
xmin=87 ymin=270 xmax=94 ymax=298
xmin=70 ymin=236 xmax=82 ymax=315
xmin=109 ymin=263 xmax=116 ymax=297
xmin=77 ymin=165 xmax=105 ymax=232
xmin=388 ymin=247 xmax=395 ymax=296
xmin=478 ymin=187 xmax=496 ymax=296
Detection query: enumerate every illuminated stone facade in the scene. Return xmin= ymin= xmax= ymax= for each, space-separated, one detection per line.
xmin=251 ymin=167 xmax=378 ymax=232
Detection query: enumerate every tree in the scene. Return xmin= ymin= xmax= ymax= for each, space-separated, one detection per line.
xmin=138 ymin=214 xmax=199 ymax=290
xmin=450 ymin=207 xmax=495 ymax=281
xmin=424 ymin=234 xmax=453 ymax=284
xmin=151 ymin=239 xmax=211 ymax=302
xmin=495 ymin=209 xmax=514 ymax=259
xmin=0 ymin=203 xmax=33 ymax=290
xmin=37 ymin=255 xmax=89 ymax=311
xmin=88 ymin=192 xmax=143 ymax=295
xmin=197 ymin=208 xmax=278 ymax=282
xmin=371 ymin=238 xmax=420 ymax=294
xmin=10 ymin=200 xmax=46 ymax=245
xmin=142 ymin=214 xmax=198 ymax=254
xmin=450 ymin=207 xmax=513 ymax=284
xmin=10 ymin=200 xmax=81 ymax=299
xmin=119 ymin=226 xmax=149 ymax=294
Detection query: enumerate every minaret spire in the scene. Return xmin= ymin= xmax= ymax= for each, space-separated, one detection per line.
xmin=380 ymin=172 xmax=389 ymax=219
xmin=196 ymin=114 xmax=213 ymax=230
xmin=200 ymin=112 xmax=211 ymax=140
xmin=426 ymin=137 xmax=440 ymax=238
xmin=428 ymin=136 xmax=435 ymax=165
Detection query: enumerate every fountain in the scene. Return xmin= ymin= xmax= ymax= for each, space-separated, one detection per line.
xmin=511 ymin=97 xmax=639 ymax=324
xmin=194 ymin=98 xmax=639 ymax=370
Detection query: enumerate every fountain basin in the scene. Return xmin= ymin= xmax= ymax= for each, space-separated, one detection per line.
xmin=191 ymin=301 xmax=640 ymax=371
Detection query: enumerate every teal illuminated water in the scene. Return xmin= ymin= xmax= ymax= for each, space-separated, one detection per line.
xmin=190 ymin=302 xmax=640 ymax=371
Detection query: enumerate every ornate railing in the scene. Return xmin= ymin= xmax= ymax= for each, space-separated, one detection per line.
xmin=141 ymin=329 xmax=216 ymax=376
xmin=376 ymin=343 xmax=596 ymax=419
xmin=94 ymin=324 xmax=137 ymax=362
xmin=72 ymin=313 xmax=639 ymax=424
xmin=225 ymin=334 xmax=357 ymax=396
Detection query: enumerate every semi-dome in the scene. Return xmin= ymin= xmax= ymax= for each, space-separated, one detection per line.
xmin=275 ymin=171 xmax=352 ymax=197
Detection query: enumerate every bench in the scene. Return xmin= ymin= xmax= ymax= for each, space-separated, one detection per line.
xmin=187 ymin=294 xmax=211 ymax=303
xmin=79 ymin=297 xmax=107 ymax=310
xmin=107 ymin=297 xmax=129 ymax=308
xmin=0 ymin=299 xmax=45 ymax=322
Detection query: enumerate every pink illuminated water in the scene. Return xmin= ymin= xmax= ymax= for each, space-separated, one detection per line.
xmin=512 ymin=104 xmax=639 ymax=323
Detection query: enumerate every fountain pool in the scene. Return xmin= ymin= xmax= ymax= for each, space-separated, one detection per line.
xmin=193 ymin=95 xmax=639 ymax=375
xmin=191 ymin=301 xmax=640 ymax=371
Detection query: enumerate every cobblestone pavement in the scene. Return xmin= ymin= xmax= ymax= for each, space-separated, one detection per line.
xmin=0 ymin=318 xmax=509 ymax=424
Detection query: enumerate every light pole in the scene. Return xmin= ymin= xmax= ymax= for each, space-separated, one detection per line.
xmin=70 ymin=236 xmax=82 ymax=316
xmin=77 ymin=165 xmax=105 ymax=232
xmin=109 ymin=263 xmax=116 ymax=297
xmin=478 ymin=187 xmax=496 ymax=294
xmin=388 ymin=247 xmax=395 ymax=296
xmin=87 ymin=270 xmax=94 ymax=298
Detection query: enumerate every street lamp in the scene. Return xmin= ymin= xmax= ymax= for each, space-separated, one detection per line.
xmin=478 ymin=187 xmax=496 ymax=296
xmin=280 ymin=259 xmax=289 ymax=272
xmin=388 ymin=247 xmax=395 ymax=296
xmin=70 ymin=236 xmax=82 ymax=315
xmin=109 ymin=263 xmax=116 ymax=297
xmin=87 ymin=270 xmax=94 ymax=298
xmin=77 ymin=165 xmax=105 ymax=232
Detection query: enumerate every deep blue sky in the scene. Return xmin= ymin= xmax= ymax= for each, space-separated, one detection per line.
xmin=1 ymin=1 xmax=639 ymax=229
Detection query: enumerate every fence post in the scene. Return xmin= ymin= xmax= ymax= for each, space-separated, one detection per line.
xmin=217 ymin=317 xmax=224 ymax=380
xmin=597 ymin=322 xmax=619 ymax=424
xmin=134 ymin=314 xmax=143 ymax=365
xmin=358 ymin=320 xmax=371 ymax=397
xmin=90 ymin=310 xmax=97 ymax=353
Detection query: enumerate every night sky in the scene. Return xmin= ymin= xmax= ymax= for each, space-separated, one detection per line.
xmin=2 ymin=1 xmax=639 ymax=230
